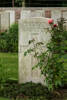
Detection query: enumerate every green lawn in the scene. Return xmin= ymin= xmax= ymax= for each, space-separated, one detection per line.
xmin=0 ymin=97 xmax=9 ymax=100
xmin=0 ymin=53 xmax=67 ymax=83
xmin=0 ymin=53 xmax=67 ymax=100
xmin=0 ymin=53 xmax=18 ymax=80
xmin=0 ymin=97 xmax=47 ymax=100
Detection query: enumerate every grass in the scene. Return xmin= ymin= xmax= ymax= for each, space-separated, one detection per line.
xmin=0 ymin=97 xmax=47 ymax=100
xmin=0 ymin=96 xmax=67 ymax=100
xmin=0 ymin=97 xmax=9 ymax=100
xmin=0 ymin=53 xmax=67 ymax=100
xmin=0 ymin=53 xmax=18 ymax=80
xmin=0 ymin=53 xmax=67 ymax=82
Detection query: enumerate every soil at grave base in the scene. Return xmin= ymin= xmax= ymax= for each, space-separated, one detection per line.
xmin=52 ymin=89 xmax=67 ymax=100
xmin=16 ymin=94 xmax=29 ymax=100
xmin=16 ymin=89 xmax=67 ymax=100
xmin=0 ymin=30 xmax=7 ymax=33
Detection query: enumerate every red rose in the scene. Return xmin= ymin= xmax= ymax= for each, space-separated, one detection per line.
xmin=53 ymin=24 xmax=57 ymax=27
xmin=48 ymin=19 xmax=53 ymax=24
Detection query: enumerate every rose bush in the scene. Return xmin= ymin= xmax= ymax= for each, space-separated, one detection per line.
xmin=24 ymin=18 xmax=67 ymax=93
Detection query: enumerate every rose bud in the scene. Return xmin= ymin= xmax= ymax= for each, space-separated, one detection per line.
xmin=53 ymin=24 xmax=57 ymax=27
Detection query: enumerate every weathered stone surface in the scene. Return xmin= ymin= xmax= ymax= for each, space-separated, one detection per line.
xmin=5 ymin=10 xmax=15 ymax=25
xmin=0 ymin=12 xmax=10 ymax=31
xmin=21 ymin=10 xmax=45 ymax=19
xmin=51 ymin=10 xmax=61 ymax=23
xmin=62 ymin=11 xmax=67 ymax=30
xmin=31 ymin=10 xmax=45 ymax=17
xmin=0 ymin=11 xmax=15 ymax=31
xmin=63 ymin=11 xmax=67 ymax=20
xmin=0 ymin=7 xmax=67 ymax=21
xmin=19 ymin=17 xmax=51 ymax=84
xmin=21 ymin=10 xmax=31 ymax=19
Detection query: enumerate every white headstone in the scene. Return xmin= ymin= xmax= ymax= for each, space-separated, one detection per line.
xmin=5 ymin=10 xmax=15 ymax=25
xmin=31 ymin=10 xmax=45 ymax=17
xmin=21 ymin=10 xmax=45 ymax=19
xmin=63 ymin=11 xmax=67 ymax=30
xmin=0 ymin=12 xmax=10 ymax=31
xmin=62 ymin=11 xmax=67 ymax=20
xmin=19 ymin=17 xmax=51 ymax=84
xmin=51 ymin=10 xmax=61 ymax=23
xmin=21 ymin=10 xmax=31 ymax=19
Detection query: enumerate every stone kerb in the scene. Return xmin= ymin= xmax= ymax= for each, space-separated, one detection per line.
xmin=19 ymin=17 xmax=51 ymax=85
xmin=0 ymin=12 xmax=10 ymax=31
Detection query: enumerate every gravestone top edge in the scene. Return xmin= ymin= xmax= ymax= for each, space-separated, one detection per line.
xmin=0 ymin=11 xmax=9 ymax=14
xmin=19 ymin=17 xmax=50 ymax=22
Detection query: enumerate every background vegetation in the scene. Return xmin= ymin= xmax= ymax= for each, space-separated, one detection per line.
xmin=0 ymin=23 xmax=18 ymax=53
xmin=0 ymin=0 xmax=67 ymax=7
xmin=0 ymin=23 xmax=18 ymax=99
